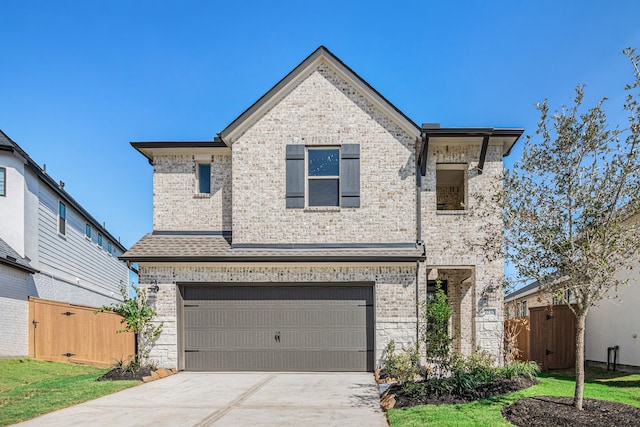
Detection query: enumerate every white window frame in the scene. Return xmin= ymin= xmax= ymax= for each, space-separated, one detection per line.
xmin=0 ymin=167 xmax=6 ymax=197
xmin=306 ymin=146 xmax=341 ymax=207
xmin=58 ymin=202 xmax=66 ymax=236
xmin=435 ymin=163 xmax=468 ymax=212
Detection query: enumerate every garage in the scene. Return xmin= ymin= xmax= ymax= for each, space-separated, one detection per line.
xmin=179 ymin=284 xmax=374 ymax=372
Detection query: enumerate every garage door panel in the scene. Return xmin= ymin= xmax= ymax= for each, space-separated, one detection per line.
xmin=182 ymin=285 xmax=373 ymax=371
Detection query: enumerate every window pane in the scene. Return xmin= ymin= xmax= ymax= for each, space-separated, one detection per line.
xmin=0 ymin=168 xmax=5 ymax=196
xmin=308 ymin=179 xmax=339 ymax=206
xmin=85 ymin=224 xmax=91 ymax=238
xmin=59 ymin=202 xmax=66 ymax=219
xmin=98 ymin=234 xmax=103 ymax=246
xmin=198 ymin=163 xmax=211 ymax=193
xmin=436 ymin=169 xmax=465 ymax=210
xmin=308 ymin=149 xmax=339 ymax=176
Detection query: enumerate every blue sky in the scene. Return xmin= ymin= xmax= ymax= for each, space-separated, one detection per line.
xmin=2 ymin=1 xmax=640 ymax=258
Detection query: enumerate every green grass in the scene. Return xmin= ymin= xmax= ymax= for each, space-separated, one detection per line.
xmin=0 ymin=358 xmax=139 ymax=426
xmin=387 ymin=367 xmax=640 ymax=427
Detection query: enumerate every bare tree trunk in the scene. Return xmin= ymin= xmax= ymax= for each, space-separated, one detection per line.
xmin=573 ymin=312 xmax=587 ymax=410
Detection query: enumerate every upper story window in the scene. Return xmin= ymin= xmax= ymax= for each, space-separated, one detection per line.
xmin=58 ymin=202 xmax=66 ymax=235
xmin=107 ymin=241 xmax=112 ymax=254
xmin=85 ymin=223 xmax=91 ymax=239
xmin=516 ymin=302 xmax=521 ymax=318
xmin=197 ymin=163 xmax=211 ymax=194
xmin=307 ymin=148 xmax=340 ymax=207
xmin=98 ymin=233 xmax=103 ymax=247
xmin=0 ymin=167 xmax=5 ymax=196
xmin=285 ymin=144 xmax=360 ymax=208
xmin=436 ymin=164 xmax=467 ymax=211
xmin=522 ymin=300 xmax=527 ymax=317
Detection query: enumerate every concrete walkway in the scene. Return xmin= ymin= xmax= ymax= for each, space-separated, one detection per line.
xmin=15 ymin=372 xmax=388 ymax=426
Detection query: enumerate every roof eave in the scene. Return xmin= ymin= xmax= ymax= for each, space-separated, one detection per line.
xmin=119 ymin=255 xmax=425 ymax=263
xmin=0 ymin=257 xmax=39 ymax=274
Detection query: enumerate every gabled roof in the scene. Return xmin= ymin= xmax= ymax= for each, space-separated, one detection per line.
xmin=0 ymin=130 xmax=127 ymax=253
xmin=219 ymin=46 xmax=421 ymax=144
xmin=0 ymin=237 xmax=38 ymax=274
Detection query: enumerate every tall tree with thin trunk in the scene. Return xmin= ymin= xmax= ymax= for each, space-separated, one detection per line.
xmin=503 ymin=48 xmax=640 ymax=410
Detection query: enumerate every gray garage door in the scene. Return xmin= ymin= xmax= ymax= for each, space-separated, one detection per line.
xmin=181 ymin=285 xmax=374 ymax=372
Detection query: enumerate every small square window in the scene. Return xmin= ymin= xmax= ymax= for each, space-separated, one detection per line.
xmin=85 ymin=223 xmax=91 ymax=239
xmin=307 ymin=148 xmax=340 ymax=207
xmin=0 ymin=167 xmax=6 ymax=196
xmin=436 ymin=164 xmax=466 ymax=211
xmin=197 ymin=163 xmax=211 ymax=194
xmin=58 ymin=202 xmax=66 ymax=235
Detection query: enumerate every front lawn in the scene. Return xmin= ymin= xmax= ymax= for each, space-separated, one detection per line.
xmin=0 ymin=358 xmax=139 ymax=426
xmin=387 ymin=367 xmax=640 ymax=427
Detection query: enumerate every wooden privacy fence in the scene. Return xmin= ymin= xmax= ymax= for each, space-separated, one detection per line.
xmin=504 ymin=318 xmax=530 ymax=362
xmin=29 ymin=297 xmax=135 ymax=367
xmin=529 ymin=304 xmax=577 ymax=370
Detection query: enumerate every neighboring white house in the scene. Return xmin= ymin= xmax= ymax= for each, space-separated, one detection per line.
xmin=0 ymin=130 xmax=129 ymax=356
xmin=585 ymin=211 xmax=640 ymax=372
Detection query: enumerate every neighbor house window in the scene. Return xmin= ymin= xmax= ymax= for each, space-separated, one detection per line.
xmin=307 ymin=148 xmax=340 ymax=207
xmin=58 ymin=202 xmax=66 ymax=235
xmin=506 ymin=307 xmax=511 ymax=320
xmin=107 ymin=241 xmax=112 ymax=254
xmin=522 ymin=300 xmax=527 ymax=317
xmin=436 ymin=164 xmax=467 ymax=211
xmin=85 ymin=223 xmax=91 ymax=239
xmin=98 ymin=233 xmax=103 ymax=247
xmin=516 ymin=302 xmax=521 ymax=318
xmin=197 ymin=163 xmax=211 ymax=194
xmin=0 ymin=167 xmax=5 ymax=196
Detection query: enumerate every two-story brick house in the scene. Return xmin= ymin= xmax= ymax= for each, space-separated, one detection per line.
xmin=122 ymin=46 xmax=523 ymax=371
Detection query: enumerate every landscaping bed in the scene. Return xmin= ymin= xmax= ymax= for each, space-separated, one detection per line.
xmin=386 ymin=374 xmax=538 ymax=408
xmin=503 ymin=395 xmax=640 ymax=427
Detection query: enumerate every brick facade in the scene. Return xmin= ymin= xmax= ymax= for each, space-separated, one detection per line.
xmin=129 ymin=48 xmax=517 ymax=369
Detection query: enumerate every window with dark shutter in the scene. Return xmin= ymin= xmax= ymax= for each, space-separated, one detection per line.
xmin=340 ymin=144 xmax=360 ymax=207
xmin=285 ymin=143 xmax=360 ymax=208
xmin=286 ymin=145 xmax=305 ymax=208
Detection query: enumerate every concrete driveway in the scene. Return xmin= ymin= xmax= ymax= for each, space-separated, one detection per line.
xmin=15 ymin=372 xmax=387 ymax=426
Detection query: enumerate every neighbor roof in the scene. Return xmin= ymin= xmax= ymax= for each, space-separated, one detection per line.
xmin=504 ymin=280 xmax=542 ymax=301
xmin=0 ymin=237 xmax=38 ymax=274
xmin=0 ymin=130 xmax=127 ymax=253
xmin=121 ymin=233 xmax=425 ymax=263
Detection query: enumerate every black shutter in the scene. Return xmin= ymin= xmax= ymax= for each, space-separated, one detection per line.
xmin=341 ymin=144 xmax=360 ymax=207
xmin=286 ymin=145 xmax=305 ymax=208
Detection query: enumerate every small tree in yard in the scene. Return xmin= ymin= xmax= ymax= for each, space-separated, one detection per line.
xmin=503 ymin=48 xmax=640 ymax=410
xmin=99 ymin=284 xmax=163 ymax=366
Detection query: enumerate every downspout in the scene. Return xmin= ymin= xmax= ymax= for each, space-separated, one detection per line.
xmin=416 ymin=134 xmax=423 ymax=346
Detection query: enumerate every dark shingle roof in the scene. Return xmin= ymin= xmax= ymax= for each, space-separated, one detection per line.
xmin=504 ymin=280 xmax=542 ymax=301
xmin=0 ymin=238 xmax=37 ymax=273
xmin=121 ymin=233 xmax=424 ymax=263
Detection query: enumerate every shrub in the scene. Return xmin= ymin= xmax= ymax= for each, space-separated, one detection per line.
xmin=422 ymin=281 xmax=454 ymax=360
xmin=382 ymin=340 xmax=420 ymax=383
xmin=499 ymin=360 xmax=540 ymax=379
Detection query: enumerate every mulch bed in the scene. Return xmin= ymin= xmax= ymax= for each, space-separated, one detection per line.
xmin=502 ymin=396 xmax=640 ymax=427
xmin=97 ymin=367 xmax=152 ymax=381
xmin=387 ymin=375 xmax=539 ymax=408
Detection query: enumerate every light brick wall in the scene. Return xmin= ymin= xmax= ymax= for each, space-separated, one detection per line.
xmin=421 ymin=141 xmax=505 ymax=362
xmin=153 ymin=154 xmax=232 ymax=231
xmin=231 ymin=65 xmax=417 ymax=244
xmin=139 ymin=264 xmax=418 ymax=369
xmin=0 ymin=265 xmax=31 ymax=356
